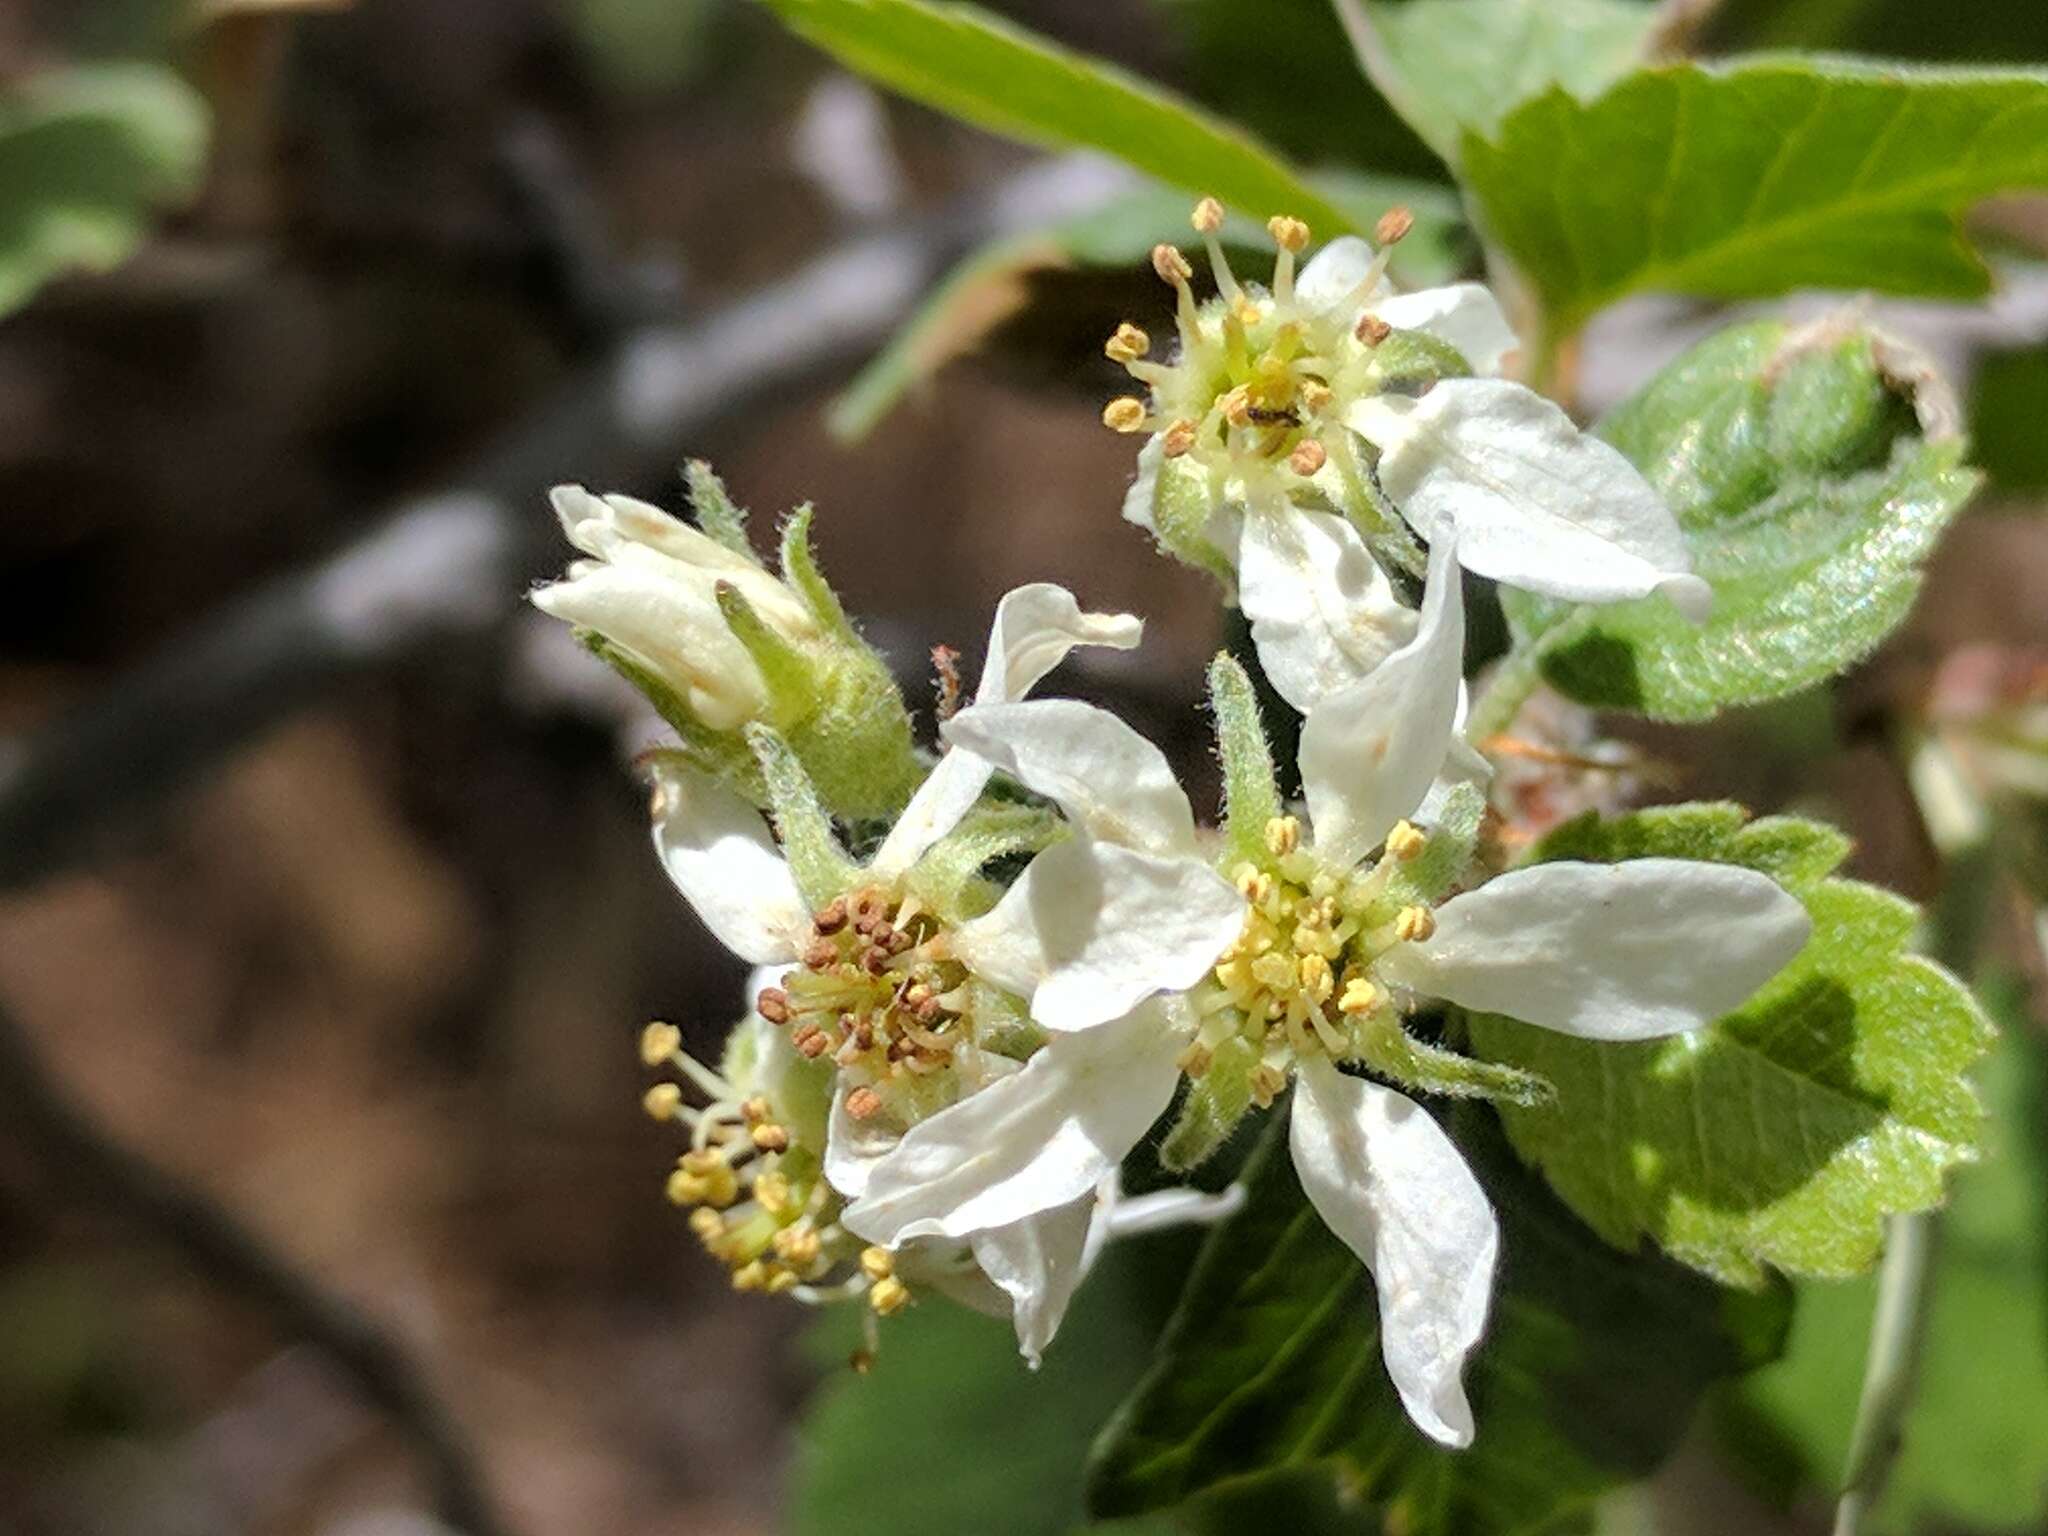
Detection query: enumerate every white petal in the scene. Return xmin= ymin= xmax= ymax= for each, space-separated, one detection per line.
xmin=977 ymin=583 xmax=1143 ymax=705
xmin=1237 ymin=509 xmax=1418 ymax=714
xmin=1379 ymin=858 xmax=1813 ymax=1039
xmin=842 ymin=1011 xmax=1182 ymax=1244
xmin=1369 ymin=284 xmax=1520 ymax=378
xmin=942 ymin=699 xmax=1198 ymax=857
xmin=1290 ymin=1060 xmax=1497 ymax=1449
xmin=1298 ymin=535 xmax=1465 ymax=870
xmin=950 ymin=837 xmax=1246 ymax=1032
xmin=646 ymin=759 xmax=805 ymax=964
xmin=1295 ymin=235 xmax=1378 ymax=314
xmin=866 ymin=749 xmax=992 ymax=882
xmin=969 ymin=1195 xmax=1101 ymax=1367
xmin=1122 ymin=435 xmax=1164 ymax=534
xmin=1350 ymin=380 xmax=1711 ymax=622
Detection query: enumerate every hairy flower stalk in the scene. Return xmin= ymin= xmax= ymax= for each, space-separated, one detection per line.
xmin=1112 ymin=199 xmax=1709 ymax=715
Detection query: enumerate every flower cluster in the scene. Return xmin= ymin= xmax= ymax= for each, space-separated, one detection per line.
xmin=533 ymin=200 xmax=1814 ymax=1448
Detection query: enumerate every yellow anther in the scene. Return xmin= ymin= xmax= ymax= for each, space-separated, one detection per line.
xmin=1299 ymin=952 xmax=1335 ymax=1004
xmin=1264 ymin=816 xmax=1302 ymax=856
xmin=1151 ymin=243 xmax=1193 ymax=285
xmin=665 ymin=1169 xmax=706 ymax=1206
xmin=1102 ymin=396 xmax=1148 ymax=433
xmin=1268 ymin=215 xmax=1310 ymax=253
xmin=642 ymin=1082 xmax=683 ymax=1121
xmin=1105 ymin=322 xmax=1150 ymax=363
xmin=1289 ymin=438 xmax=1327 ymax=477
xmin=740 ymin=1095 xmax=771 ymax=1124
xmin=1299 ymin=380 xmax=1333 ymax=414
xmin=754 ymin=1170 xmax=793 ymax=1216
xmin=1394 ymin=905 xmax=1437 ymax=943
xmin=860 ymin=1246 xmax=895 ymax=1281
xmin=1339 ymin=977 xmax=1381 ymax=1015
xmin=1250 ymin=1064 xmax=1288 ymax=1109
xmin=1357 ymin=312 xmax=1392 ymax=346
xmin=1161 ymin=419 xmax=1198 ymax=457
xmin=1374 ymin=205 xmax=1414 ymax=246
xmin=1214 ymin=956 xmax=1254 ymax=995
xmin=773 ymin=1226 xmax=821 ymax=1266
xmin=1177 ymin=1041 xmax=1215 ymax=1077
xmin=732 ymin=1260 xmax=770 ymax=1293
xmin=1251 ymin=952 xmax=1298 ymax=991
xmin=869 ymin=1276 xmax=911 ymax=1316
xmin=639 ymin=1021 xmax=681 ymax=1066
xmin=1221 ymin=386 xmax=1254 ymax=428
xmin=1386 ymin=820 xmax=1427 ymax=861
xmin=688 ymin=1207 xmax=726 ymax=1241
xmin=1191 ymin=196 xmax=1225 ymax=234
xmin=750 ymin=1122 xmax=791 ymax=1153
xmin=765 ymin=1267 xmax=800 ymax=1295
xmin=845 ymin=1086 xmax=884 ymax=1121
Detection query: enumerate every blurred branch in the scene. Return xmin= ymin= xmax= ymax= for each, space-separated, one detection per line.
xmin=0 ymin=996 xmax=507 ymax=1536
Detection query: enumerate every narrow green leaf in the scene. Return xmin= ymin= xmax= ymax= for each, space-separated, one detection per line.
xmin=0 ymin=63 xmax=210 ymax=318
xmin=1334 ymin=0 xmax=1660 ymax=166
xmin=1464 ymin=61 xmax=2048 ymax=333
xmin=746 ymin=724 xmax=857 ymax=906
xmin=1502 ymin=319 xmax=1979 ymax=721
xmin=829 ymin=174 xmax=1461 ymax=441
xmin=1719 ymin=982 xmax=2048 ymax=1534
xmin=1467 ymin=804 xmax=1994 ymax=1287
xmin=1207 ymin=653 xmax=1282 ymax=866
xmin=683 ymin=458 xmax=752 ymax=556
xmin=1087 ymin=1106 xmax=1789 ymax=1529
xmin=756 ymin=0 xmax=1353 ymax=233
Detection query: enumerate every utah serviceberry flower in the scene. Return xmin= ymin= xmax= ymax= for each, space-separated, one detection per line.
xmin=641 ymin=583 xmax=1245 ymax=1355
xmin=531 ymin=469 xmax=921 ymax=816
xmin=1109 ymin=199 xmax=1708 ymax=713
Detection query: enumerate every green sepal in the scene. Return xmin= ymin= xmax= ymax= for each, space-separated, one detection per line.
xmin=1361 ymin=326 xmax=1472 ymax=394
xmin=579 ymin=633 xmax=762 ymax=794
xmin=716 ymin=581 xmax=820 ymax=717
xmin=779 ymin=503 xmax=859 ymax=642
xmin=1352 ymin=1016 xmax=1554 ymax=1108
xmin=1160 ymin=1034 xmax=1261 ymax=1173
xmin=1383 ymin=780 xmax=1487 ymax=907
xmin=907 ymin=801 xmax=1067 ymax=922
xmin=1141 ymin=450 xmax=1237 ymax=588
xmin=745 ymin=725 xmax=857 ymax=909
xmin=684 ymin=458 xmax=751 ymax=556
xmin=1207 ymin=654 xmax=1281 ymax=867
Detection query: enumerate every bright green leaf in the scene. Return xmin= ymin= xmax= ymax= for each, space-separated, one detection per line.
xmin=0 ymin=63 xmax=209 ymax=318
xmin=1335 ymin=0 xmax=1660 ymax=166
xmin=1464 ymin=60 xmax=2048 ymax=334
xmin=756 ymin=0 xmax=1351 ymax=232
xmin=1718 ymin=980 xmax=2048 ymax=1534
xmin=1086 ymin=1105 xmax=1789 ymax=1531
xmin=829 ymin=173 xmax=1462 ymax=440
xmin=1502 ymin=319 xmax=1979 ymax=721
xmin=1467 ymin=804 xmax=1993 ymax=1288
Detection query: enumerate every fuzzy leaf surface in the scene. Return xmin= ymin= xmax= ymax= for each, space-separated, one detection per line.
xmin=1467 ymin=805 xmax=1992 ymax=1287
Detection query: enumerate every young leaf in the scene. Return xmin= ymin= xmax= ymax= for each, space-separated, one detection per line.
xmin=1501 ymin=319 xmax=1979 ymax=721
xmin=1334 ymin=0 xmax=1660 ymax=166
xmin=1718 ymin=981 xmax=2048 ymax=1534
xmin=1087 ymin=1106 xmax=1789 ymax=1530
xmin=1465 ymin=805 xmax=1993 ymax=1288
xmin=829 ymin=175 xmax=1463 ymax=441
xmin=0 ymin=63 xmax=210 ymax=318
xmin=1463 ymin=61 xmax=2048 ymax=334
xmin=757 ymin=0 xmax=1351 ymax=230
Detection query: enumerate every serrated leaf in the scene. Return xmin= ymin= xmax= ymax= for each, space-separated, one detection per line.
xmin=829 ymin=174 xmax=1462 ymax=441
xmin=1718 ymin=979 xmax=2048 ymax=1534
xmin=756 ymin=0 xmax=1350 ymax=232
xmin=1335 ymin=0 xmax=1660 ymax=166
xmin=1087 ymin=1105 xmax=1788 ymax=1531
xmin=1501 ymin=319 xmax=1980 ymax=721
xmin=1463 ymin=61 xmax=2048 ymax=334
xmin=1466 ymin=804 xmax=1993 ymax=1287
xmin=0 ymin=63 xmax=210 ymax=318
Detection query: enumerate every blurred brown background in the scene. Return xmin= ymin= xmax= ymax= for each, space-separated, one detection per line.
xmin=2 ymin=2 xmax=2046 ymax=1534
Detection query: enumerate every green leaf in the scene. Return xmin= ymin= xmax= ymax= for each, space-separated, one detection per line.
xmin=828 ymin=174 xmax=1462 ymax=441
xmin=1718 ymin=980 xmax=2048 ymax=1533
xmin=1335 ymin=0 xmax=1660 ymax=166
xmin=1464 ymin=60 xmax=2048 ymax=334
xmin=790 ymin=1246 xmax=1180 ymax=1536
xmin=756 ymin=0 xmax=1349 ymax=230
xmin=1087 ymin=1105 xmax=1789 ymax=1531
xmin=0 ymin=63 xmax=209 ymax=318
xmin=1501 ymin=319 xmax=1980 ymax=721
xmin=1466 ymin=804 xmax=1994 ymax=1288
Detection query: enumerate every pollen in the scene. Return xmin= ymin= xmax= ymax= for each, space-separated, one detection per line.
xmin=1151 ymin=243 xmax=1194 ymax=285
xmin=642 ymin=1082 xmax=683 ymax=1120
xmin=1191 ymin=196 xmax=1225 ymax=234
xmin=1264 ymin=816 xmax=1301 ymax=856
xmin=1374 ymin=205 xmax=1414 ymax=246
xmin=1339 ymin=977 xmax=1380 ymax=1015
xmin=1105 ymin=322 xmax=1150 ymax=362
xmin=1102 ymin=396 xmax=1149 ymax=433
xmin=868 ymin=1276 xmax=911 ymax=1316
xmin=860 ymin=1246 xmax=894 ymax=1281
xmin=1356 ymin=312 xmax=1392 ymax=346
xmin=1289 ymin=438 xmax=1327 ymax=476
xmin=1161 ymin=419 xmax=1198 ymax=457
xmin=1268 ymin=215 xmax=1310 ymax=253
xmin=1394 ymin=905 xmax=1436 ymax=943
xmin=1385 ymin=820 xmax=1427 ymax=861
xmin=639 ymin=1021 xmax=681 ymax=1066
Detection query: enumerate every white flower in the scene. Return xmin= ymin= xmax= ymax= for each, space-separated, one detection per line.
xmin=1111 ymin=203 xmax=1708 ymax=714
xmin=645 ymin=581 xmax=1245 ymax=1354
xmin=533 ymin=484 xmax=815 ymax=730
